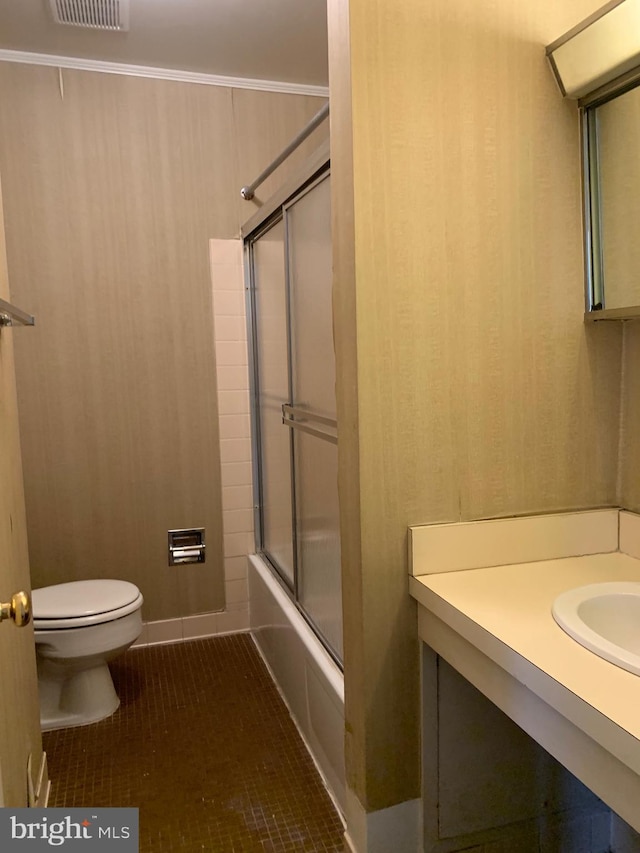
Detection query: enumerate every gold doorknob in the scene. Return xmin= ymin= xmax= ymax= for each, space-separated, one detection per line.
xmin=0 ymin=591 xmax=31 ymax=627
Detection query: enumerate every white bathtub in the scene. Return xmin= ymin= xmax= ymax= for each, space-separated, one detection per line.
xmin=248 ymin=553 xmax=346 ymax=816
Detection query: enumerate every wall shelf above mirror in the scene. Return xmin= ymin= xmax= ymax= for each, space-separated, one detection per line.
xmin=547 ymin=0 xmax=640 ymax=322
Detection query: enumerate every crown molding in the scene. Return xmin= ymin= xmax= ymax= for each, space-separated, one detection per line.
xmin=0 ymin=49 xmax=329 ymax=98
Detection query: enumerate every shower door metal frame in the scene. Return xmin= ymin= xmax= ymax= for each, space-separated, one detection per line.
xmin=243 ymin=151 xmax=341 ymax=666
xmin=245 ymin=212 xmax=298 ymax=596
xmin=282 ymin=171 xmax=338 ymax=642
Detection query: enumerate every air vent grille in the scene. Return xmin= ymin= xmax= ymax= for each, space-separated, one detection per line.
xmin=49 ymin=0 xmax=130 ymax=31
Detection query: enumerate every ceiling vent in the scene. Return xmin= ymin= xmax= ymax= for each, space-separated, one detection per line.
xmin=49 ymin=0 xmax=130 ymax=31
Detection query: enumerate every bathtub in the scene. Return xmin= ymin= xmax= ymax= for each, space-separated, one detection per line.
xmin=248 ymin=553 xmax=346 ymax=816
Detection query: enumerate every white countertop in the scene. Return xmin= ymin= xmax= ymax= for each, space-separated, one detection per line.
xmin=410 ymin=552 xmax=640 ymax=771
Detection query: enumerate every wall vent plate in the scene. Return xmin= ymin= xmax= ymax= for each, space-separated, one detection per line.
xmin=49 ymin=0 xmax=130 ymax=31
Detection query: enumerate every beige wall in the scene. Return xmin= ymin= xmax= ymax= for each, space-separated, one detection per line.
xmin=0 ymin=62 xmax=327 ymax=622
xmin=620 ymin=324 xmax=640 ymax=512
xmin=329 ymin=0 xmax=623 ymax=815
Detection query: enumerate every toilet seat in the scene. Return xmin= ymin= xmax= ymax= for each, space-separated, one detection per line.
xmin=33 ymin=580 xmax=143 ymax=629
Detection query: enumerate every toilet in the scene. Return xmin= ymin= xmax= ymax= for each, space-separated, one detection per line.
xmin=32 ymin=579 xmax=143 ymax=732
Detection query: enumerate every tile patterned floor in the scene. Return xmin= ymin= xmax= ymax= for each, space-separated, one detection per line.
xmin=43 ymin=633 xmax=345 ymax=852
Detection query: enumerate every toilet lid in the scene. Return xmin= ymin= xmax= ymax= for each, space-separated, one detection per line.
xmin=33 ymin=580 xmax=141 ymax=620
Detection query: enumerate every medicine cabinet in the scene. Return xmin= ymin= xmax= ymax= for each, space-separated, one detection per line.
xmin=547 ymin=0 xmax=640 ymax=320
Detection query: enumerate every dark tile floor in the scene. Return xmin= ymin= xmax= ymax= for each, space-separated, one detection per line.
xmin=43 ymin=633 xmax=345 ymax=852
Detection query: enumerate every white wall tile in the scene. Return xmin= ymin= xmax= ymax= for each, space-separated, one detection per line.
xmin=224 ymin=556 xmax=249 ymax=581
xmin=212 ymin=290 xmax=244 ymax=316
xmin=220 ymin=438 xmax=252 ymax=464
xmin=214 ymin=315 xmax=246 ymax=342
xmin=217 ymin=366 xmax=249 ymax=392
xmin=224 ymin=531 xmax=254 ymax=557
xmin=182 ymin=612 xmax=219 ymax=640
xmin=211 ymin=238 xmax=254 ymax=628
xmin=131 ymin=623 xmax=148 ymax=647
xmin=137 ymin=610 xmax=254 ymax=644
xmin=146 ymin=618 xmax=182 ymax=645
xmin=226 ymin=599 xmax=249 ymax=612
xmin=222 ymin=484 xmax=253 ymax=510
xmin=211 ymin=265 xmax=243 ymax=291
xmin=217 ymin=391 xmax=250 ymax=415
xmin=220 ymin=462 xmax=252 ymax=487
xmin=216 ymin=608 xmax=250 ymax=634
xmin=219 ymin=415 xmax=251 ymax=440
xmin=215 ymin=342 xmax=248 ymax=367
xmin=223 ymin=508 xmax=254 ymax=534
xmin=225 ymin=577 xmax=249 ymax=605
xmin=209 ymin=238 xmax=243 ymax=268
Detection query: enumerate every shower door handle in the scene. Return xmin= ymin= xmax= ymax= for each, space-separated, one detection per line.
xmin=282 ymin=404 xmax=338 ymax=445
xmin=0 ymin=297 xmax=35 ymax=327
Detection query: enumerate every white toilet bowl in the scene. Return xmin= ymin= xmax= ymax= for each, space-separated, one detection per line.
xmin=33 ymin=579 xmax=143 ymax=731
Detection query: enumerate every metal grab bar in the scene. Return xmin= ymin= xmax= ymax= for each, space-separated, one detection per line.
xmin=282 ymin=403 xmax=337 ymax=445
xmin=241 ymin=102 xmax=329 ymax=201
xmin=0 ymin=297 xmax=35 ymax=327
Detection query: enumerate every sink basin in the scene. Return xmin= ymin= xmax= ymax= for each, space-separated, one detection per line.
xmin=552 ymin=582 xmax=640 ymax=676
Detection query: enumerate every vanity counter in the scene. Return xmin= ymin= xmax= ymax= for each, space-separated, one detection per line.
xmin=410 ymin=546 xmax=640 ymax=831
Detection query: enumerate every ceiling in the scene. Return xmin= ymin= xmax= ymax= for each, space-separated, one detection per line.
xmin=0 ymin=0 xmax=329 ymax=88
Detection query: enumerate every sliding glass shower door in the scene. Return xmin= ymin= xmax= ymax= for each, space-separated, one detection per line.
xmin=247 ymin=170 xmax=343 ymax=663
xmin=251 ymin=219 xmax=295 ymax=585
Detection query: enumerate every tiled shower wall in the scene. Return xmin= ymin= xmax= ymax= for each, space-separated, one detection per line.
xmin=210 ymin=237 xmax=253 ymax=632
xmin=135 ymin=238 xmax=252 ymax=646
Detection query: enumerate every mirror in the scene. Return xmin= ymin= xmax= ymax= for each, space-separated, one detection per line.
xmin=546 ymin=0 xmax=640 ymax=319
xmin=585 ymin=81 xmax=640 ymax=316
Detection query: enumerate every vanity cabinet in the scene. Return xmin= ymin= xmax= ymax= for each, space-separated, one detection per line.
xmin=410 ymin=509 xmax=640 ymax=852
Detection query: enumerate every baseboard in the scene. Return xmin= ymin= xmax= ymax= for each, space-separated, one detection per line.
xmin=132 ymin=610 xmax=249 ymax=647
xmin=345 ymin=789 xmax=422 ymax=853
